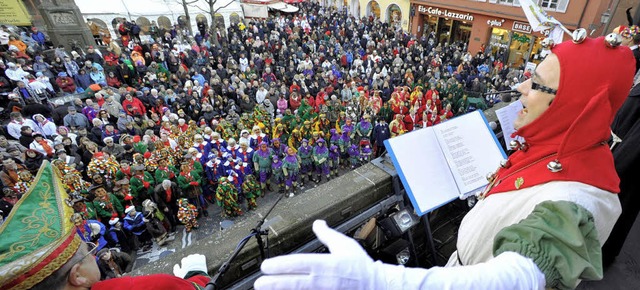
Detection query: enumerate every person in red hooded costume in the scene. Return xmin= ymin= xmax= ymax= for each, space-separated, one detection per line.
xmin=254 ymin=35 xmax=635 ymax=289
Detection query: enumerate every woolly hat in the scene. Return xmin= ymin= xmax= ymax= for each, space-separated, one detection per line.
xmin=109 ymin=217 xmax=119 ymax=226
xmin=125 ymin=206 xmax=135 ymax=214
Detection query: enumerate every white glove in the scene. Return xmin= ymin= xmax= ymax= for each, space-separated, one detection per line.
xmin=254 ymin=220 xmax=546 ymax=290
xmin=173 ymin=254 xmax=208 ymax=278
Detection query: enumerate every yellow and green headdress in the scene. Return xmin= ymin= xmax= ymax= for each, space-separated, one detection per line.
xmin=0 ymin=161 xmax=81 ymax=290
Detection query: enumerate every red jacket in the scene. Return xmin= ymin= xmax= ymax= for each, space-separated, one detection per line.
xmin=122 ymin=97 xmax=147 ymax=116
xmin=403 ymin=113 xmax=421 ymax=132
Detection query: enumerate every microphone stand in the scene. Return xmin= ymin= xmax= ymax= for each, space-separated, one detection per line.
xmin=204 ymin=192 xmax=286 ymax=290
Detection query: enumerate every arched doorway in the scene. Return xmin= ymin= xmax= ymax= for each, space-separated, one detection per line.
xmin=88 ymin=18 xmax=109 ymax=30
xmin=214 ymin=13 xmax=225 ymax=29
xmin=157 ymin=16 xmax=172 ymax=30
xmin=87 ymin=18 xmax=110 ymax=45
xmin=196 ymin=14 xmax=208 ymax=35
xmin=111 ymin=17 xmax=126 ymax=31
xmin=366 ymin=1 xmax=380 ymax=20
xmin=350 ymin=0 xmax=360 ymax=18
xmin=177 ymin=15 xmax=189 ymax=29
xmin=229 ymin=12 xmax=241 ymax=25
xmin=136 ymin=16 xmax=151 ymax=35
xmin=386 ymin=4 xmax=402 ymax=31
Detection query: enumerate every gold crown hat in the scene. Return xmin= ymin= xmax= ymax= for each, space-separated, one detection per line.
xmin=0 ymin=161 xmax=82 ymax=290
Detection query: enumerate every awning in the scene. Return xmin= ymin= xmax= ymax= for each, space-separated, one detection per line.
xmin=282 ymin=0 xmax=304 ymax=4
xmin=267 ymin=1 xmax=299 ymax=13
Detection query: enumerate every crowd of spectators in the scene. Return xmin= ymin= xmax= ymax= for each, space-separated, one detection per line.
xmin=0 ymin=1 xmax=528 ymax=279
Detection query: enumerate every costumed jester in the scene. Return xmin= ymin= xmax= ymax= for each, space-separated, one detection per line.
xmin=226 ymin=138 xmax=240 ymax=159
xmin=329 ymin=144 xmax=340 ymax=178
xmin=215 ymin=176 xmax=244 ymax=217
xmin=340 ymin=116 xmax=355 ymax=138
xmin=192 ymin=134 xmax=212 ymax=159
xmin=359 ymin=139 xmax=373 ymax=164
xmin=389 ymin=113 xmax=406 ymax=137
xmin=314 ymin=113 xmax=332 ymax=138
xmin=271 ymin=154 xmax=285 ymax=193
xmin=242 ymin=174 xmax=262 ymax=211
xmin=13 ymin=170 xmax=33 ymax=196
xmin=253 ymin=141 xmax=273 ymax=191
xmin=338 ymin=129 xmax=351 ymax=167
xmin=355 ymin=114 xmax=373 ymax=144
xmin=71 ymin=194 xmax=97 ymax=220
xmin=249 ymin=125 xmax=270 ymax=150
xmin=282 ymin=147 xmax=304 ymax=197
xmin=177 ymin=198 xmax=199 ymax=232
xmin=205 ymin=156 xmax=224 ymax=186
xmin=184 ymin=149 xmax=205 ymax=177
xmin=154 ymin=157 xmax=178 ymax=184
xmin=87 ymin=152 xmax=119 ymax=185
xmin=222 ymin=152 xmax=240 ymax=175
xmin=288 ymin=128 xmax=303 ymax=150
xmin=177 ymin=161 xmax=208 ymax=217
xmin=91 ymin=184 xmax=124 ymax=225
xmin=312 ymin=138 xmax=330 ymax=184
xmin=297 ymin=139 xmax=313 ymax=186
xmin=237 ymin=141 xmax=255 ymax=173
xmin=329 ymin=128 xmax=340 ymax=148
xmin=300 ymin=121 xmax=314 ymax=143
xmin=129 ymin=164 xmax=155 ymax=207
xmin=52 ymin=159 xmax=83 ymax=179
xmin=347 ymin=144 xmax=361 ymax=169
xmin=209 ymin=132 xmax=227 ymax=158
xmin=227 ymin=170 xmax=244 ymax=197
xmin=115 ymin=159 xmax=133 ymax=181
xmin=271 ymin=138 xmax=287 ymax=159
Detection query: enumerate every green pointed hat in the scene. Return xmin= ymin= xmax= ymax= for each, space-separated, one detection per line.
xmin=0 ymin=161 xmax=82 ymax=290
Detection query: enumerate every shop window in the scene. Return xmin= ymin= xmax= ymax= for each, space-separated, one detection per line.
xmin=489 ymin=28 xmax=510 ymax=62
xmin=508 ymin=32 xmax=533 ymax=68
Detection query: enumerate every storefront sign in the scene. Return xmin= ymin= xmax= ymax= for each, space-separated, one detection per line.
xmin=0 ymin=0 xmax=32 ymax=26
xmin=513 ymin=21 xmax=532 ymax=33
xmin=487 ymin=19 xmax=505 ymax=27
xmin=417 ymin=6 xmax=474 ymax=22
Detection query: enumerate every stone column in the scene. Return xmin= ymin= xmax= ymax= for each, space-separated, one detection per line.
xmin=30 ymin=0 xmax=96 ymax=50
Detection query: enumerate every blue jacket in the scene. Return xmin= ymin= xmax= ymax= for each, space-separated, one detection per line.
xmin=373 ymin=123 xmax=391 ymax=146
xmin=76 ymin=220 xmax=107 ymax=251
xmin=31 ymin=31 xmax=46 ymax=45
xmin=123 ymin=212 xmax=147 ymax=235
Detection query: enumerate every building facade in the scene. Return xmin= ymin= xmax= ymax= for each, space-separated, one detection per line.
xmin=319 ymin=0 xmax=411 ymax=32
xmin=409 ymin=0 xmax=613 ymax=67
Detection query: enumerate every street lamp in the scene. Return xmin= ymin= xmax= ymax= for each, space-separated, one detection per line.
xmin=601 ymin=9 xmax=612 ymax=26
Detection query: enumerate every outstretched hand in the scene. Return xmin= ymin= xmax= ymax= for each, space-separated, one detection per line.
xmin=254 ymin=220 xmax=379 ymax=290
